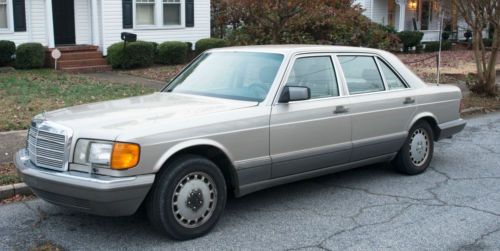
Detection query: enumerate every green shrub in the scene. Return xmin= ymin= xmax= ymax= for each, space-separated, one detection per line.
xmin=157 ymin=41 xmax=188 ymax=65
xmin=397 ymin=31 xmax=424 ymax=52
xmin=195 ymin=38 xmax=227 ymax=54
xmin=0 ymin=40 xmax=15 ymax=66
xmin=15 ymin=43 xmax=45 ymax=69
xmin=107 ymin=41 xmax=155 ymax=69
xmin=424 ymin=41 xmax=452 ymax=52
xmin=364 ymin=23 xmax=401 ymax=51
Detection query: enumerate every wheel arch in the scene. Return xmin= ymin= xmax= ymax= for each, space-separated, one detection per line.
xmin=153 ymin=139 xmax=239 ymax=195
xmin=408 ymin=112 xmax=441 ymax=140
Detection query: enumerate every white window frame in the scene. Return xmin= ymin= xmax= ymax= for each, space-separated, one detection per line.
xmin=0 ymin=0 xmax=14 ymax=33
xmin=133 ymin=0 xmax=185 ymax=30
xmin=134 ymin=0 xmax=156 ymax=27
xmin=162 ymin=0 xmax=182 ymax=26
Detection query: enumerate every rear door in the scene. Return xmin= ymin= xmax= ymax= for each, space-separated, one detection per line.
xmin=337 ymin=54 xmax=417 ymax=161
xmin=270 ymin=54 xmax=352 ymax=178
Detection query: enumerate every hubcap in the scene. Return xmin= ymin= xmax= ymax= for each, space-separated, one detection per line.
xmin=409 ymin=128 xmax=430 ymax=166
xmin=172 ymin=172 xmax=217 ymax=228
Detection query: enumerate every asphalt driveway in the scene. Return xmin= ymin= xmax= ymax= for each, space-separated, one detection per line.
xmin=0 ymin=113 xmax=499 ymax=251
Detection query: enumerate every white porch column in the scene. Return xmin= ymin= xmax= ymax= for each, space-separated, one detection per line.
xmin=396 ymin=0 xmax=407 ymax=31
xmin=91 ymin=0 xmax=100 ymax=46
xmin=45 ymin=0 xmax=54 ymax=47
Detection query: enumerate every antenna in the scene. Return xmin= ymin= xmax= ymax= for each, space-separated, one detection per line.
xmin=437 ymin=7 xmax=445 ymax=86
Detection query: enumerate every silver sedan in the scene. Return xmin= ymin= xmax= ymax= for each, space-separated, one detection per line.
xmin=16 ymin=45 xmax=465 ymax=240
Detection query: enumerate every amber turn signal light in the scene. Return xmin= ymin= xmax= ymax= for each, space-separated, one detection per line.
xmin=111 ymin=143 xmax=140 ymax=169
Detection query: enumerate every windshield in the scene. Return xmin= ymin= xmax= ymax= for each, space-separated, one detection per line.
xmin=165 ymin=52 xmax=284 ymax=102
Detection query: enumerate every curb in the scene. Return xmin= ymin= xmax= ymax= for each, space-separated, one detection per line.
xmin=0 ymin=183 xmax=33 ymax=200
xmin=0 ymin=129 xmax=27 ymax=136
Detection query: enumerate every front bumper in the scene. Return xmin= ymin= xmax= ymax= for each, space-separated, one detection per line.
xmin=438 ymin=118 xmax=467 ymax=140
xmin=15 ymin=149 xmax=155 ymax=216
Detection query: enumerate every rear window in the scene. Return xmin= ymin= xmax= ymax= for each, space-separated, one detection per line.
xmin=338 ymin=56 xmax=385 ymax=94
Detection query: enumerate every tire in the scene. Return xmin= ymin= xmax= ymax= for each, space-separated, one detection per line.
xmin=393 ymin=120 xmax=434 ymax=175
xmin=146 ymin=154 xmax=227 ymax=240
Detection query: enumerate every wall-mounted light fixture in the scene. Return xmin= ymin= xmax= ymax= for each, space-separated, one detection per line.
xmin=408 ymin=0 xmax=417 ymax=10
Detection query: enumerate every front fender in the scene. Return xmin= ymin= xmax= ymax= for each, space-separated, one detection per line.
xmin=152 ymin=139 xmax=235 ymax=173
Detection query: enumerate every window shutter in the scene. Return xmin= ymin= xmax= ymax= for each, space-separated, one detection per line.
xmin=185 ymin=0 xmax=194 ymax=27
xmin=13 ymin=0 xmax=26 ymax=32
xmin=123 ymin=0 xmax=133 ymax=29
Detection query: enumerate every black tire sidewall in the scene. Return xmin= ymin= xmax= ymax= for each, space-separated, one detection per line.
xmin=149 ymin=155 xmax=227 ymax=240
xmin=396 ymin=121 xmax=434 ymax=175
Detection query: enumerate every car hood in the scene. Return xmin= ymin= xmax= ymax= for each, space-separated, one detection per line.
xmin=40 ymin=92 xmax=258 ymax=140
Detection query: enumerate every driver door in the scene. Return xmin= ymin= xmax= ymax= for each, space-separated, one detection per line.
xmin=270 ymin=54 xmax=352 ymax=178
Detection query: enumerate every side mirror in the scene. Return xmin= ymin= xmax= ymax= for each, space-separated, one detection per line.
xmin=279 ymin=86 xmax=311 ymax=103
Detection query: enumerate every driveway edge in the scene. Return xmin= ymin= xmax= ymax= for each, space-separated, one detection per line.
xmin=0 ymin=183 xmax=32 ymax=200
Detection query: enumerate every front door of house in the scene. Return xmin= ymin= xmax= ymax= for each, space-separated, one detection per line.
xmin=52 ymin=0 xmax=75 ymax=45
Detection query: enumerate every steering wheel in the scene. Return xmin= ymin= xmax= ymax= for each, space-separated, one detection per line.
xmin=248 ymin=83 xmax=269 ymax=100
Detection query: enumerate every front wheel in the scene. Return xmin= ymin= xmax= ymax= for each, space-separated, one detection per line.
xmin=393 ymin=121 xmax=434 ymax=175
xmin=146 ymin=155 xmax=227 ymax=240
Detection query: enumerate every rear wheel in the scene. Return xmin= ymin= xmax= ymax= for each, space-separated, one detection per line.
xmin=393 ymin=120 xmax=434 ymax=175
xmin=146 ymin=155 xmax=227 ymax=240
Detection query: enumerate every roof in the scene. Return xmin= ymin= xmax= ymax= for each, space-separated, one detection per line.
xmin=209 ymin=44 xmax=387 ymax=55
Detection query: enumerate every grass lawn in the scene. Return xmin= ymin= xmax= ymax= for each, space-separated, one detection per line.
xmin=120 ymin=64 xmax=185 ymax=82
xmin=0 ymin=69 xmax=156 ymax=132
xmin=0 ymin=162 xmax=21 ymax=186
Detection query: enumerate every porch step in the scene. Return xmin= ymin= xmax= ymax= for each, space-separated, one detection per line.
xmin=45 ymin=44 xmax=111 ymax=73
xmin=60 ymin=51 xmax=103 ymax=61
xmin=57 ymin=58 xmax=108 ymax=68
xmin=49 ymin=45 xmax=99 ymax=52
xmin=60 ymin=65 xmax=112 ymax=73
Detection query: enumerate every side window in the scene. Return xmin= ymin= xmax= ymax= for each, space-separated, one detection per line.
xmin=378 ymin=58 xmax=407 ymax=90
xmin=338 ymin=56 xmax=385 ymax=94
xmin=286 ymin=56 xmax=339 ymax=99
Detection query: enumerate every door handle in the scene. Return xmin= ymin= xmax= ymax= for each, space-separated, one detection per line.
xmin=403 ymin=97 xmax=415 ymax=105
xmin=334 ymin=106 xmax=349 ymax=114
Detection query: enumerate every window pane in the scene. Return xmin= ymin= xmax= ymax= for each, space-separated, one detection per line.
xmin=339 ymin=56 xmax=385 ymax=94
xmin=0 ymin=4 xmax=7 ymax=29
xmin=378 ymin=59 xmax=406 ymax=90
xmin=286 ymin=57 xmax=338 ymax=99
xmin=163 ymin=4 xmax=180 ymax=25
xmin=136 ymin=4 xmax=155 ymax=25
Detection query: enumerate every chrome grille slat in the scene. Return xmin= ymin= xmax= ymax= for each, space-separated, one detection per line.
xmin=27 ymin=122 xmax=71 ymax=171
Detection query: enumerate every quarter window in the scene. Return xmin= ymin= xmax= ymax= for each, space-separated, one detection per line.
xmin=286 ymin=56 xmax=339 ymax=99
xmin=338 ymin=56 xmax=385 ymax=94
xmin=163 ymin=0 xmax=181 ymax=25
xmin=0 ymin=0 xmax=7 ymax=29
xmin=136 ymin=0 xmax=155 ymax=25
xmin=378 ymin=59 xmax=407 ymax=90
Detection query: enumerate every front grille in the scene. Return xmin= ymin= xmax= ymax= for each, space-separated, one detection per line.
xmin=27 ymin=122 xmax=70 ymax=171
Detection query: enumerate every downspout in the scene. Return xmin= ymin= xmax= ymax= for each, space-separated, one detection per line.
xmin=45 ymin=0 xmax=55 ymax=47
xmin=370 ymin=0 xmax=374 ymax=20
xmin=27 ymin=0 xmax=32 ymax=41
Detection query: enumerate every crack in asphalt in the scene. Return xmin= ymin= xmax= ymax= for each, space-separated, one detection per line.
xmin=287 ymin=204 xmax=415 ymax=251
xmin=428 ymin=167 xmax=500 ymax=218
xmin=457 ymin=227 xmax=500 ymax=251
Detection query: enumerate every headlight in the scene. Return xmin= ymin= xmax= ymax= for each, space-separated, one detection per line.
xmin=74 ymin=139 xmax=140 ymax=170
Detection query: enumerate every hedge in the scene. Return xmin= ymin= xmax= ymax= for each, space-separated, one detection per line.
xmin=0 ymin=40 xmax=15 ymax=66
xmin=157 ymin=41 xmax=188 ymax=65
xmin=195 ymin=38 xmax=227 ymax=54
xmin=15 ymin=43 xmax=45 ymax=69
xmin=397 ymin=31 xmax=424 ymax=52
xmin=107 ymin=41 xmax=155 ymax=69
xmin=424 ymin=41 xmax=452 ymax=52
